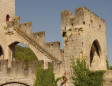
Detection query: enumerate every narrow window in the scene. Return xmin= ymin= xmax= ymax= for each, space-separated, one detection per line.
xmin=6 ymin=14 xmax=10 ymax=22
xmin=83 ymin=21 xmax=85 ymax=24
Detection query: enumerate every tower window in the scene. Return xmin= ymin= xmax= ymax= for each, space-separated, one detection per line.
xmin=83 ymin=21 xmax=85 ymax=24
xmin=6 ymin=14 xmax=10 ymax=22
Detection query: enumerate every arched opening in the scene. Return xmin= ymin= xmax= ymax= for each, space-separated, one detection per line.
xmin=9 ymin=42 xmax=37 ymax=62
xmin=6 ymin=14 xmax=10 ymax=22
xmin=0 ymin=46 xmax=4 ymax=59
xmin=0 ymin=81 xmax=29 ymax=86
xmin=90 ymin=40 xmax=101 ymax=67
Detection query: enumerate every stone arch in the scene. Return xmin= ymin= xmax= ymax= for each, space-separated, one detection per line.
xmin=0 ymin=82 xmax=29 ymax=86
xmin=8 ymin=39 xmax=51 ymax=65
xmin=8 ymin=41 xmax=40 ymax=61
xmin=90 ymin=40 xmax=101 ymax=67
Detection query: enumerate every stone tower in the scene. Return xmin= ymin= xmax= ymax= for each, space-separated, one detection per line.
xmin=61 ymin=7 xmax=107 ymax=85
xmin=0 ymin=0 xmax=15 ymax=23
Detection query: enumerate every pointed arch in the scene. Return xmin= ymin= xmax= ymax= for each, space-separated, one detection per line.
xmin=90 ymin=40 xmax=101 ymax=66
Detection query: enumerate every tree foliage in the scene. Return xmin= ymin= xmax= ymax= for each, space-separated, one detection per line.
xmin=72 ymin=59 xmax=105 ymax=86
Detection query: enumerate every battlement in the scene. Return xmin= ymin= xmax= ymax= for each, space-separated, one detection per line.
xmin=75 ymin=7 xmax=105 ymax=22
xmin=14 ymin=16 xmax=20 ymax=24
xmin=47 ymin=41 xmax=60 ymax=49
xmin=61 ymin=7 xmax=106 ymax=36
xmin=33 ymin=31 xmax=45 ymax=42
xmin=19 ymin=22 xmax=32 ymax=34
xmin=33 ymin=31 xmax=45 ymax=38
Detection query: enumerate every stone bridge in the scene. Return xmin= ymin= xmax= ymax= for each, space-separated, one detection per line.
xmin=0 ymin=0 xmax=112 ymax=85
xmin=0 ymin=16 xmax=64 ymax=86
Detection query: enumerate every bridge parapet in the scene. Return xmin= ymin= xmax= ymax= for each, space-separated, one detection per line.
xmin=0 ymin=60 xmax=38 ymax=86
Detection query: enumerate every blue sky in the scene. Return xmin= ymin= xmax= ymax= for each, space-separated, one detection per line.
xmin=16 ymin=0 xmax=112 ymax=65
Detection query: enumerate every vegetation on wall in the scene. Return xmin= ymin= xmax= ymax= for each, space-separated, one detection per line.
xmin=15 ymin=45 xmax=37 ymax=69
xmin=106 ymin=58 xmax=110 ymax=70
xmin=106 ymin=57 xmax=112 ymax=70
xmin=14 ymin=45 xmax=110 ymax=86
xmin=15 ymin=45 xmax=60 ymax=86
xmin=34 ymin=64 xmax=57 ymax=86
xmin=72 ymin=59 xmax=105 ymax=86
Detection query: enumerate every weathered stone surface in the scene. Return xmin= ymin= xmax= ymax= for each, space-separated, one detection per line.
xmin=104 ymin=70 xmax=112 ymax=86
xmin=0 ymin=60 xmax=38 ymax=86
xmin=61 ymin=7 xmax=107 ymax=86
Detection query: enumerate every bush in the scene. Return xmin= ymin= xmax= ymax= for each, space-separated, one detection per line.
xmin=72 ymin=59 xmax=105 ymax=86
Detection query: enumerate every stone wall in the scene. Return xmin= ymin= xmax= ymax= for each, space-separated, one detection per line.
xmin=104 ymin=70 xmax=112 ymax=86
xmin=0 ymin=60 xmax=38 ymax=86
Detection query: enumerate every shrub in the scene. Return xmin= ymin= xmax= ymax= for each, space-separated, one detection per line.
xmin=72 ymin=59 xmax=105 ymax=86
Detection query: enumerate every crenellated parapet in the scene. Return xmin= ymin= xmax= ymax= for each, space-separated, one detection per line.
xmin=47 ymin=41 xmax=60 ymax=49
xmin=20 ymin=22 xmax=32 ymax=34
xmin=32 ymin=31 xmax=45 ymax=42
xmin=61 ymin=7 xmax=106 ymax=37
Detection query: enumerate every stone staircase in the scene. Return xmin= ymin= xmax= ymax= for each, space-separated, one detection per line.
xmin=15 ymin=28 xmax=59 ymax=62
